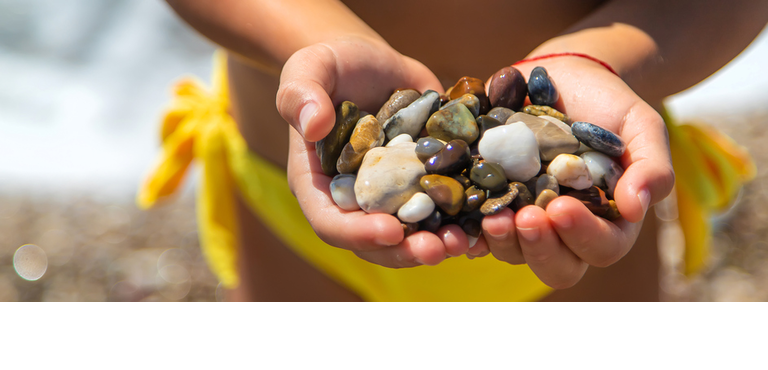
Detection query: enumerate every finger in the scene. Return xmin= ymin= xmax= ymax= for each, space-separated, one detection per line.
xmin=481 ymin=208 xmax=525 ymax=265
xmin=546 ymin=196 xmax=641 ymax=268
xmin=276 ymin=44 xmax=339 ymax=142
xmin=437 ymin=224 xmax=470 ymax=257
xmin=615 ymin=102 xmax=675 ymax=223
xmin=515 ymin=206 xmax=588 ymax=289
xmin=355 ymin=231 xmax=447 ymax=268
xmin=466 ymin=235 xmax=490 ymax=259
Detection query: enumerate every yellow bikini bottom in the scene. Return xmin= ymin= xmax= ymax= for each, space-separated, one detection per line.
xmin=137 ymin=51 xmax=755 ymax=301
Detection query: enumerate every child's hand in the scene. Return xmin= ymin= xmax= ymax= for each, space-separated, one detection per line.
xmin=279 ymin=36 xmax=472 ymax=268
xmin=473 ymin=57 xmax=675 ymax=289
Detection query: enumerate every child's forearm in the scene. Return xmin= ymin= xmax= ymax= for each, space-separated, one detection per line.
xmin=528 ymin=0 xmax=768 ymax=103
xmin=165 ymin=0 xmax=384 ymax=74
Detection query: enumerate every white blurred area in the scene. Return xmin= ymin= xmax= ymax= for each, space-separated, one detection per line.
xmin=0 ymin=1 xmax=767 ymax=196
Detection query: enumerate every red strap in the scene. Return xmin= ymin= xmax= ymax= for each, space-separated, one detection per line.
xmin=513 ymin=52 xmax=619 ymax=76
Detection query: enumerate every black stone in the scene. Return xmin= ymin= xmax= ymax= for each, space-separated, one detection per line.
xmin=528 ymin=67 xmax=559 ymax=107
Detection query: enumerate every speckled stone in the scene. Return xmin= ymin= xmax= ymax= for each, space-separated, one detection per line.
xmin=566 ymin=186 xmax=621 ymax=220
xmin=397 ymin=192 xmax=436 ymax=223
xmin=420 ymin=174 xmax=466 ymax=216
xmin=419 ymin=210 xmax=442 ymax=233
xmin=508 ymin=112 xmax=580 ymax=161
xmin=478 ymin=122 xmax=541 ymax=182
xmin=441 ymin=93 xmax=480 ymax=118
xmin=316 ymin=101 xmax=360 ymax=176
xmin=425 ymin=139 xmax=471 ymax=175
xmin=449 ymin=76 xmax=490 ymax=114
xmin=476 ymin=115 xmax=504 ymax=141
xmin=547 ymin=154 xmax=593 ymax=190
xmin=470 ymin=161 xmax=508 ymax=192
xmin=535 ymin=189 xmax=558 ymax=209
xmin=336 ymin=115 xmax=385 ymax=174
xmin=489 ymin=66 xmax=527 ymax=111
xmin=581 ymin=151 xmax=624 ymax=198
xmin=463 ymin=185 xmax=487 ymax=212
xmin=487 ymin=107 xmax=515 ymax=124
xmin=523 ymin=105 xmax=569 ymax=123
xmin=330 ymin=174 xmax=360 ymax=211
xmin=571 ymin=121 xmax=626 ymax=158
xmin=386 ymin=133 xmax=413 ymax=147
xmin=510 ymin=182 xmax=535 ymax=212
xmin=415 ymin=137 xmax=445 ymax=162
xmin=426 ymin=103 xmax=479 ymax=144
xmin=528 ymin=66 xmax=559 ymax=106
xmin=480 ymin=185 xmax=519 ymax=216
xmin=376 ymin=89 xmax=421 ymax=123
xmin=383 ymin=90 xmax=440 ymax=140
xmin=535 ymin=174 xmax=560 ymax=197
xmin=355 ymin=142 xmax=426 ymax=214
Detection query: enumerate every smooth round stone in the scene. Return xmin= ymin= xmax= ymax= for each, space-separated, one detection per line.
xmin=567 ymin=186 xmax=621 ymax=220
xmin=581 ymin=151 xmax=624 ymax=198
xmin=419 ymin=210 xmax=442 ymax=233
xmin=508 ymin=112 xmax=580 ymax=161
xmin=383 ymin=90 xmax=440 ymax=140
xmin=460 ymin=218 xmax=482 ymax=238
xmin=337 ymin=115 xmax=385 ymax=174
xmin=420 ymin=174 xmax=466 ymax=216
xmin=402 ymin=222 xmax=419 ymax=238
xmin=528 ymin=66 xmax=559 ymax=106
xmin=510 ymin=182 xmax=535 ymax=211
xmin=426 ymin=103 xmax=479 ymax=144
xmin=330 ymin=174 xmax=360 ymax=211
xmin=453 ymin=174 xmax=472 ymax=189
xmin=449 ymin=76 xmax=490 ymax=114
xmin=535 ymin=189 xmax=558 ymax=209
xmin=547 ymin=154 xmax=593 ymax=190
xmin=535 ymin=174 xmax=560 ymax=197
xmin=397 ymin=192 xmax=436 ymax=223
xmin=316 ymin=101 xmax=360 ymax=176
xmin=463 ymin=185 xmax=487 ymax=212
xmin=355 ymin=142 xmax=426 ymax=214
xmin=480 ymin=185 xmax=519 ymax=216
xmin=487 ymin=107 xmax=515 ymax=124
xmin=376 ymin=89 xmax=421 ymax=123
xmin=476 ymin=115 xmax=504 ymax=141
xmin=478 ymin=122 xmax=541 ymax=182
xmin=415 ymin=137 xmax=445 ymax=162
xmin=469 ymin=161 xmax=507 ymax=192
xmin=489 ymin=66 xmax=527 ymax=111
xmin=386 ymin=133 xmax=413 ymax=147
xmin=523 ymin=105 xmax=569 ymax=123
xmin=539 ymin=115 xmax=571 ymax=132
xmin=571 ymin=121 xmax=626 ymax=158
xmin=425 ymin=140 xmax=471 ymax=175
xmin=441 ymin=93 xmax=480 ymax=118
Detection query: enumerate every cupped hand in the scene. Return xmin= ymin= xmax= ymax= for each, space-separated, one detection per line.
xmin=279 ymin=36 xmax=471 ymax=268
xmin=473 ymin=57 xmax=675 ymax=289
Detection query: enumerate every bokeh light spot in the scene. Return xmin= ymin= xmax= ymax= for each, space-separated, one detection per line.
xmin=13 ymin=244 xmax=48 ymax=281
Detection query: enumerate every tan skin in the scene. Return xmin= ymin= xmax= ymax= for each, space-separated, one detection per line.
xmin=165 ymin=0 xmax=768 ymax=301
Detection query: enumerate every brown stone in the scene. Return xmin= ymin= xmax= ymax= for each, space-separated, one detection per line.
xmin=420 ymin=174 xmax=466 ymax=216
xmin=336 ymin=115 xmax=385 ymax=174
xmin=450 ymin=76 xmax=490 ymax=114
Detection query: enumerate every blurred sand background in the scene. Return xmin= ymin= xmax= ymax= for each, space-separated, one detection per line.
xmin=1 ymin=0 xmax=767 ymax=301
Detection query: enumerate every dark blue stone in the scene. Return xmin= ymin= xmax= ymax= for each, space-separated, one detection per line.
xmin=571 ymin=121 xmax=626 ymax=157
xmin=424 ymin=140 xmax=471 ymax=175
xmin=418 ymin=210 xmax=442 ymax=233
xmin=527 ymin=66 xmax=559 ymax=106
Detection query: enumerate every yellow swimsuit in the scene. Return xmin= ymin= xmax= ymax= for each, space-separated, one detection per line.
xmin=137 ymin=51 xmax=755 ymax=301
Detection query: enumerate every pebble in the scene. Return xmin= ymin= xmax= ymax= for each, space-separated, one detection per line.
xmin=535 ymin=189 xmax=558 ymax=209
xmin=488 ymin=66 xmax=528 ymax=111
xmin=463 ymin=185 xmax=487 ymax=212
xmin=386 ymin=133 xmax=413 ymax=147
xmin=480 ymin=185 xmax=519 ymax=216
xmin=460 ymin=217 xmax=483 ymax=238
xmin=453 ymin=174 xmax=472 ymax=189
xmin=355 ymin=142 xmax=426 ymax=214
xmin=547 ymin=154 xmax=593 ymax=190
xmin=510 ymin=182 xmax=535 ymax=211
xmin=402 ymin=222 xmax=419 ymax=237
xmin=566 ymin=186 xmax=621 ymax=220
xmin=397 ymin=192 xmax=436 ymax=223
xmin=581 ymin=151 xmax=624 ymax=198
xmin=523 ymin=105 xmax=569 ymax=123
xmin=419 ymin=210 xmax=443 ymax=233
xmin=330 ymin=174 xmax=360 ymax=211
xmin=316 ymin=101 xmax=360 ymax=176
xmin=425 ymin=140 xmax=471 ymax=175
xmin=376 ymin=89 xmax=421 ymax=123
xmin=420 ymin=174 xmax=466 ymax=216
xmin=476 ymin=115 xmax=504 ymax=141
xmin=571 ymin=121 xmax=626 ymax=157
xmin=441 ymin=93 xmax=480 ymax=118
xmin=487 ymin=107 xmax=515 ymax=124
xmin=415 ymin=137 xmax=445 ymax=162
xmin=336 ymin=115 xmax=385 ymax=174
xmin=469 ymin=161 xmax=508 ymax=192
xmin=426 ymin=103 xmax=479 ymax=144
xmin=535 ymin=174 xmax=560 ymax=197
xmin=382 ymin=90 xmax=440 ymax=140
xmin=508 ymin=112 xmax=580 ymax=161
xmin=450 ymin=76 xmax=490 ymax=114
xmin=478 ymin=122 xmax=541 ymax=182
xmin=528 ymin=66 xmax=559 ymax=106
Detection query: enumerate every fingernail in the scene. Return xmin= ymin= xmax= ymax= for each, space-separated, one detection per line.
xmin=375 ymin=236 xmax=399 ymax=247
xmin=550 ymin=213 xmax=573 ymax=229
xmin=299 ymin=101 xmax=318 ymax=135
xmin=486 ymin=229 xmax=508 ymax=241
xmin=517 ymin=227 xmax=540 ymax=242
xmin=638 ymin=188 xmax=651 ymax=215
xmin=414 ymin=257 xmax=425 ymax=265
xmin=467 ymin=235 xmax=479 ymax=248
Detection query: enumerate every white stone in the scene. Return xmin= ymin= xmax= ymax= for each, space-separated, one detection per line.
xmin=581 ymin=151 xmax=624 ymax=197
xmin=477 ymin=121 xmax=541 ymax=182
xmin=547 ymin=154 xmax=593 ymax=190
xmin=355 ymin=142 xmax=426 ymax=214
xmin=386 ymin=133 xmax=413 ymax=147
xmin=330 ymin=174 xmax=360 ymax=211
xmin=397 ymin=192 xmax=435 ymax=223
xmin=382 ymin=90 xmax=439 ymax=140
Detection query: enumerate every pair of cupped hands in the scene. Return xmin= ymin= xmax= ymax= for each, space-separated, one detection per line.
xmin=276 ymin=36 xmax=674 ymax=289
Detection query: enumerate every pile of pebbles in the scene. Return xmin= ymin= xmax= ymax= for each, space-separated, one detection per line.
xmin=322 ymin=66 xmax=626 ymax=242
